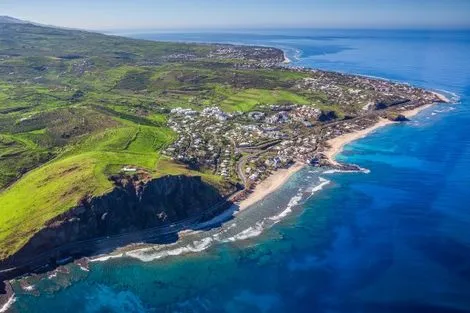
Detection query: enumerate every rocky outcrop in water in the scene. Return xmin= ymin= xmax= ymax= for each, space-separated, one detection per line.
xmin=392 ymin=114 xmax=410 ymax=122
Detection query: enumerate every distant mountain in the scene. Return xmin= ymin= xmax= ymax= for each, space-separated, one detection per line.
xmin=0 ymin=16 xmax=28 ymax=24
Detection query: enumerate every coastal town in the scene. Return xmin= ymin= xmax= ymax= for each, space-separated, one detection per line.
xmin=162 ymin=70 xmax=444 ymax=200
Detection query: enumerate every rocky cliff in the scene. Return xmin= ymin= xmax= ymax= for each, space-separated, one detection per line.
xmin=0 ymin=175 xmax=237 ymax=279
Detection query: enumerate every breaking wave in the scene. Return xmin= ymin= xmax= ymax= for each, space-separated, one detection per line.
xmin=22 ymin=285 xmax=35 ymax=292
xmin=89 ymin=253 xmax=124 ymax=263
xmin=126 ymin=237 xmax=216 ymax=262
xmin=0 ymin=295 xmax=16 ymax=313
xmin=323 ymin=167 xmax=370 ymax=174
xmin=310 ymin=177 xmax=331 ymax=194
xmin=125 ymin=177 xmax=331 ymax=263
xmin=48 ymin=271 xmax=58 ymax=279
xmin=436 ymin=89 xmax=460 ymax=103
xmin=222 ymin=223 xmax=265 ymax=242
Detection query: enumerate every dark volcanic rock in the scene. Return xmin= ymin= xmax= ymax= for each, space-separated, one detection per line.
xmin=310 ymin=153 xmax=330 ymax=167
xmin=0 ymin=281 xmax=13 ymax=310
xmin=0 ymin=175 xmax=236 ymax=280
xmin=392 ymin=114 xmax=409 ymax=122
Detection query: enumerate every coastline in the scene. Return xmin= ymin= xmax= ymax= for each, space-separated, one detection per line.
xmin=324 ymin=117 xmax=394 ymax=166
xmin=0 ymin=295 xmax=15 ymax=313
xmin=237 ymin=162 xmax=305 ymax=211
xmin=325 ymin=102 xmax=439 ymax=165
xmin=237 ymin=94 xmax=448 ymax=211
xmin=283 ymin=52 xmax=292 ymax=64
xmin=0 ymin=282 xmax=14 ymax=313
xmin=432 ymin=91 xmax=451 ymax=103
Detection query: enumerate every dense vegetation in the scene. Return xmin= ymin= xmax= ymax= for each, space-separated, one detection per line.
xmin=0 ymin=21 xmax=329 ymax=258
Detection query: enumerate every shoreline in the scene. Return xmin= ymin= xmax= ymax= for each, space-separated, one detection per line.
xmin=237 ymin=162 xmax=305 ymax=211
xmin=431 ymin=91 xmax=451 ymax=103
xmin=0 ymin=101 xmax=446 ymax=304
xmin=325 ymin=102 xmax=438 ymax=165
xmin=0 ymin=295 xmax=15 ymax=313
xmin=324 ymin=117 xmax=394 ymax=166
xmin=237 ymin=93 xmax=449 ymax=210
xmin=0 ymin=282 xmax=14 ymax=313
xmin=283 ymin=52 xmax=292 ymax=64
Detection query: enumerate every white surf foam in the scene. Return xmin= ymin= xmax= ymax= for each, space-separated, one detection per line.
xmin=436 ymin=89 xmax=460 ymax=103
xmin=310 ymin=177 xmax=331 ymax=195
xmin=126 ymin=248 xmax=168 ymax=262
xmin=293 ymin=48 xmax=303 ymax=61
xmin=323 ymin=167 xmax=369 ymax=174
xmin=189 ymin=237 xmax=214 ymax=252
xmin=283 ymin=52 xmax=291 ymax=64
xmin=48 ymin=271 xmax=58 ymax=279
xmin=221 ymin=222 xmax=264 ymax=242
xmin=224 ymin=187 xmax=312 ymax=241
xmin=89 ymin=253 xmax=123 ymax=263
xmin=323 ymin=169 xmax=348 ymax=174
xmin=127 ymin=237 xmax=216 ymax=262
xmin=0 ymin=295 xmax=16 ymax=313
xmin=268 ymin=207 xmax=293 ymax=223
xmin=22 ymin=285 xmax=35 ymax=291
xmin=94 ymin=176 xmax=333 ymax=263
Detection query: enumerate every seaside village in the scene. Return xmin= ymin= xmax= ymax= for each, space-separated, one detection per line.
xmin=162 ymin=72 xmax=439 ymax=193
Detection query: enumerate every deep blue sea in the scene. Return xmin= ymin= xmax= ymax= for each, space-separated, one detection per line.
xmin=6 ymin=30 xmax=470 ymax=313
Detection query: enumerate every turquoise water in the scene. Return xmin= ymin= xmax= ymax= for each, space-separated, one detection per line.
xmin=8 ymin=30 xmax=470 ymax=312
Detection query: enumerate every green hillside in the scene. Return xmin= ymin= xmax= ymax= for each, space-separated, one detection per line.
xmin=0 ymin=21 xmax=318 ymax=258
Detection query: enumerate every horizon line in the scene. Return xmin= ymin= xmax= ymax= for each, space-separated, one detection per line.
xmin=4 ymin=15 xmax=470 ymax=34
xmin=103 ymin=26 xmax=470 ymax=34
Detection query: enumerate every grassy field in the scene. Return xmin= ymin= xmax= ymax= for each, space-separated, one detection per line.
xmin=0 ymin=119 xmax=228 ymax=258
xmin=219 ymin=88 xmax=311 ymax=112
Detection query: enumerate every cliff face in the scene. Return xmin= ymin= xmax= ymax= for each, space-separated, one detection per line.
xmin=0 ymin=175 xmax=236 ymax=274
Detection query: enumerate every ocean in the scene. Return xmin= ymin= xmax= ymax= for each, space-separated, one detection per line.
xmin=5 ymin=29 xmax=470 ymax=313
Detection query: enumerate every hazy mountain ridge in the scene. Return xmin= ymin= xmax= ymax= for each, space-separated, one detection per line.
xmin=0 ymin=16 xmax=28 ymax=24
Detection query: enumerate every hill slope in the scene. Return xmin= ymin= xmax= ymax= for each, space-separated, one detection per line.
xmin=0 ymin=20 xmax=293 ymax=259
xmin=0 ymin=16 xmax=27 ymax=24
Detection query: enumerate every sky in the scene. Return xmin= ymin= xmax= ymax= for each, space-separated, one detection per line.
xmin=1 ymin=0 xmax=470 ymax=30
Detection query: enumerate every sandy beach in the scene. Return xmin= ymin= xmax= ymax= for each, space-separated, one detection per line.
xmin=325 ymin=101 xmax=442 ymax=165
xmin=237 ymin=162 xmax=305 ymax=211
xmin=237 ymin=94 xmax=448 ymax=211
xmin=324 ymin=117 xmax=394 ymax=166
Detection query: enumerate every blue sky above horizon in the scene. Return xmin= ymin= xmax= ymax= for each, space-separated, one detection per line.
xmin=1 ymin=0 xmax=470 ymax=30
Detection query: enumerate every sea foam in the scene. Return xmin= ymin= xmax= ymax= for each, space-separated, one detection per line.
xmin=22 ymin=285 xmax=35 ymax=292
xmin=222 ymin=223 xmax=265 ymax=242
xmin=0 ymin=295 xmax=16 ymax=313
xmin=94 ymin=177 xmax=331 ymax=263
xmin=323 ymin=167 xmax=369 ymax=174
xmin=309 ymin=177 xmax=331 ymax=195
xmin=89 ymin=253 xmax=123 ymax=263
xmin=127 ymin=237 xmax=216 ymax=262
